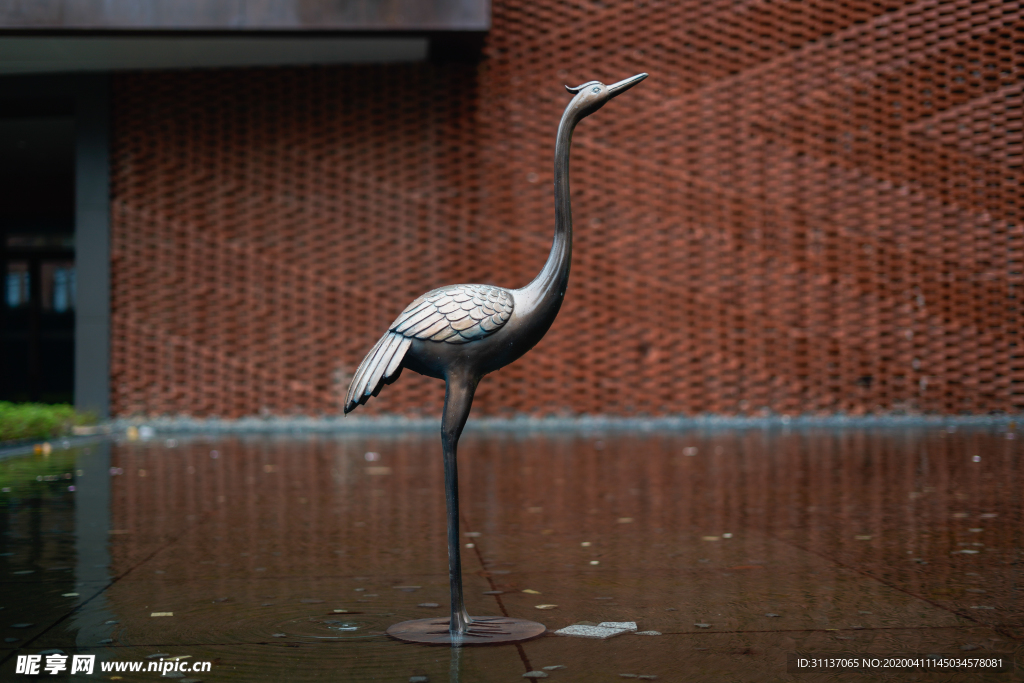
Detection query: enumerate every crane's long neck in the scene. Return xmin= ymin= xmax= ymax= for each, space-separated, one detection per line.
xmin=523 ymin=101 xmax=581 ymax=305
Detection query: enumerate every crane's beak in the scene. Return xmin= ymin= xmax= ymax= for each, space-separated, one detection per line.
xmin=607 ymin=73 xmax=648 ymax=99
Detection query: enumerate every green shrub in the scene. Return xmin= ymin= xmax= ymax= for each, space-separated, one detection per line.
xmin=0 ymin=402 xmax=97 ymax=443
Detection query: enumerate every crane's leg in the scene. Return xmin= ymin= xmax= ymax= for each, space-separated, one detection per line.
xmin=441 ymin=371 xmax=478 ymax=637
xmin=386 ymin=367 xmax=544 ymax=645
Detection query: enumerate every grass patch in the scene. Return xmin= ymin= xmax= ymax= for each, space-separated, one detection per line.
xmin=0 ymin=402 xmax=98 ymax=443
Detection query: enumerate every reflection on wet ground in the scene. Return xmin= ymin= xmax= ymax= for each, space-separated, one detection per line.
xmin=0 ymin=426 xmax=1021 ymax=680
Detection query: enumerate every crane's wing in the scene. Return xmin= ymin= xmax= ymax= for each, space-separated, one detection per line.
xmin=389 ymin=284 xmax=514 ymax=344
xmin=344 ymin=284 xmax=514 ymax=413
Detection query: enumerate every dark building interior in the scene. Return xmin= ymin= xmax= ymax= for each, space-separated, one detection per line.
xmin=0 ymin=103 xmax=77 ymax=403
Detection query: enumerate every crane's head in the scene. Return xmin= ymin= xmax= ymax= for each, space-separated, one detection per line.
xmin=565 ymin=73 xmax=648 ymax=117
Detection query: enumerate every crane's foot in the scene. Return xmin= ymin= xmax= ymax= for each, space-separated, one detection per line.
xmin=451 ymin=608 xmax=473 ymax=634
xmin=387 ymin=616 xmax=546 ymax=645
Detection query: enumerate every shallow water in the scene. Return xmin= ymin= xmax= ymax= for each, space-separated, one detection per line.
xmin=0 ymin=427 xmax=1021 ymax=680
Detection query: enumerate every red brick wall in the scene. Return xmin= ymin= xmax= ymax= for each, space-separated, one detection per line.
xmin=110 ymin=1 xmax=1024 ymax=417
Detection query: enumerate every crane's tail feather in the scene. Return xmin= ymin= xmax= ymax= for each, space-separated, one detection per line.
xmin=345 ymin=336 xmax=386 ymax=408
xmin=344 ymin=332 xmax=412 ymax=414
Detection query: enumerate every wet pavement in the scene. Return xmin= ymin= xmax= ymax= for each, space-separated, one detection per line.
xmin=0 ymin=426 xmax=1021 ymax=681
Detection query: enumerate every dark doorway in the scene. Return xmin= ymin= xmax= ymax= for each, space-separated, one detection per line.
xmin=0 ymin=113 xmax=76 ymax=403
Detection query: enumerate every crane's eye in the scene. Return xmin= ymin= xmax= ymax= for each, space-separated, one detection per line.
xmin=592 ymin=86 xmax=601 ymax=93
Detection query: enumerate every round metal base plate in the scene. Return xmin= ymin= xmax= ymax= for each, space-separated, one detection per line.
xmin=387 ymin=616 xmax=546 ymax=645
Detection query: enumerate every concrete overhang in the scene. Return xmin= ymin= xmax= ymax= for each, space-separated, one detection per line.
xmin=0 ymin=0 xmax=489 ymax=73
xmin=0 ymin=36 xmax=432 ymax=73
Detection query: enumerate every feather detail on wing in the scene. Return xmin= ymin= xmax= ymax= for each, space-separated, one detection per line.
xmin=389 ymin=284 xmax=514 ymax=345
xmin=344 ymin=284 xmax=514 ymax=414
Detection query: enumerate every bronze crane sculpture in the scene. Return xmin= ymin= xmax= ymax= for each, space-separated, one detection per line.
xmin=345 ymin=73 xmax=648 ymax=644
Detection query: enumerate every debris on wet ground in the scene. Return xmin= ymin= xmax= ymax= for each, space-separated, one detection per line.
xmin=535 ymin=604 xmax=558 ymax=609
xmin=599 ymin=621 xmax=637 ymax=632
xmin=483 ymin=590 xmax=503 ymax=595
xmin=150 ymin=612 xmax=173 ymax=617
xmin=554 ymin=622 xmax=635 ymax=639
xmin=522 ymin=589 xmax=541 ymax=594
xmin=694 ymin=623 xmax=711 ymax=628
xmin=620 ymin=675 xmax=657 ymax=680
xmin=523 ymin=672 xmax=548 ymax=679
xmin=542 ymin=665 xmax=566 ymax=670
xmin=765 ymin=613 xmax=780 ymax=617
xmin=554 ymin=624 xmax=628 ymax=639
xmin=272 ymin=633 xmax=286 ymax=638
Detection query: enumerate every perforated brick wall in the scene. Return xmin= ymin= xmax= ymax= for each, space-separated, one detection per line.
xmin=110 ymin=0 xmax=1023 ymax=417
